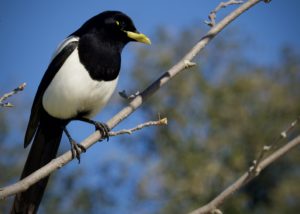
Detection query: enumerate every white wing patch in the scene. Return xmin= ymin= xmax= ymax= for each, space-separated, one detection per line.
xmin=50 ymin=36 xmax=79 ymax=61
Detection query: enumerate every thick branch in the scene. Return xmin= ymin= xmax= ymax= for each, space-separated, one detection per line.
xmin=188 ymin=135 xmax=300 ymax=214
xmin=0 ymin=0 xmax=263 ymax=199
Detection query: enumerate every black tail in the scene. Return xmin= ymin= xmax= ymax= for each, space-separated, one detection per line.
xmin=11 ymin=115 xmax=66 ymax=214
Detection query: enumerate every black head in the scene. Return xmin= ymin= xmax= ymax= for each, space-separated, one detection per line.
xmin=72 ymin=11 xmax=151 ymax=46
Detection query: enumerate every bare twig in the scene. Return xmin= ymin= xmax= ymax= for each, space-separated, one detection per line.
xmin=250 ymin=116 xmax=300 ymax=174
xmin=280 ymin=116 xmax=299 ymax=139
xmin=205 ymin=0 xmax=244 ymax=27
xmin=0 ymin=0 xmax=264 ymax=199
xmin=189 ymin=134 xmax=300 ymax=214
xmin=109 ymin=117 xmax=167 ymax=136
xmin=0 ymin=83 xmax=26 ymax=107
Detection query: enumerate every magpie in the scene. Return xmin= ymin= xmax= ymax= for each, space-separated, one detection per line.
xmin=11 ymin=11 xmax=150 ymax=214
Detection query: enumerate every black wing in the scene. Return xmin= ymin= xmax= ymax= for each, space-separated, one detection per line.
xmin=24 ymin=39 xmax=79 ymax=147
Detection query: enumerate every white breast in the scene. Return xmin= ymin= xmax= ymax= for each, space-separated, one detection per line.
xmin=42 ymin=48 xmax=118 ymax=119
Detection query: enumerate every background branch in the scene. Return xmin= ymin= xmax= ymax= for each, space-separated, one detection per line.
xmin=0 ymin=83 xmax=26 ymax=107
xmin=251 ymin=116 xmax=300 ymax=172
xmin=0 ymin=0 xmax=264 ymax=199
xmin=189 ymin=134 xmax=300 ymax=214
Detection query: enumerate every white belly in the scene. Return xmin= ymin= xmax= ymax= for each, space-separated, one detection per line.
xmin=42 ymin=48 xmax=118 ymax=119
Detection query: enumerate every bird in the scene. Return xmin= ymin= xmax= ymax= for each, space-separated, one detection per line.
xmin=11 ymin=11 xmax=151 ymax=214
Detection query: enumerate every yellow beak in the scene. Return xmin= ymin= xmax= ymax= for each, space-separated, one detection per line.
xmin=126 ymin=31 xmax=151 ymax=45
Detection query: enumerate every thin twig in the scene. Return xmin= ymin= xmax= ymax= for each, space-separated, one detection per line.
xmin=109 ymin=117 xmax=167 ymax=136
xmin=205 ymin=0 xmax=244 ymax=27
xmin=0 ymin=83 xmax=26 ymax=107
xmin=189 ymin=134 xmax=300 ymax=214
xmin=250 ymin=116 xmax=300 ymax=174
xmin=0 ymin=0 xmax=263 ymax=199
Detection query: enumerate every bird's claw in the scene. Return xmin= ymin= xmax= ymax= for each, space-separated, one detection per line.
xmin=94 ymin=122 xmax=110 ymax=141
xmin=70 ymin=140 xmax=86 ymax=163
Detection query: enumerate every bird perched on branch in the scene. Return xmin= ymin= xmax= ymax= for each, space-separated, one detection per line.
xmin=11 ymin=11 xmax=150 ymax=214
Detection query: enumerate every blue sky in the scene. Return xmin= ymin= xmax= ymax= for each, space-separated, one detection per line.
xmin=1 ymin=0 xmax=300 ymax=92
xmin=1 ymin=0 xmax=300 ymax=212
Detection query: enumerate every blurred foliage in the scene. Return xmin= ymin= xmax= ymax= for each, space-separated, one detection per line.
xmin=128 ymin=28 xmax=300 ymax=214
xmin=1 ymin=26 xmax=299 ymax=214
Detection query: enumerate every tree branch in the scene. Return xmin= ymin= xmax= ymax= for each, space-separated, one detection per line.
xmin=188 ymin=134 xmax=300 ymax=214
xmin=0 ymin=118 xmax=167 ymax=198
xmin=205 ymin=0 xmax=244 ymax=27
xmin=0 ymin=0 xmax=264 ymax=199
xmin=109 ymin=117 xmax=167 ymax=136
xmin=251 ymin=116 xmax=300 ymax=173
xmin=0 ymin=83 xmax=26 ymax=107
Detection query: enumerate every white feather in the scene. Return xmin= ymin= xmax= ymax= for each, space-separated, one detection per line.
xmin=42 ymin=47 xmax=118 ymax=119
xmin=51 ymin=36 xmax=79 ymax=60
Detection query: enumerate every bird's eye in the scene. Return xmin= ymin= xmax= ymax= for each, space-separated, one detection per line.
xmin=115 ymin=20 xmax=120 ymax=26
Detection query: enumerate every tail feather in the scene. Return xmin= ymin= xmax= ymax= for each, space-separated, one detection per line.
xmin=11 ymin=115 xmax=66 ymax=214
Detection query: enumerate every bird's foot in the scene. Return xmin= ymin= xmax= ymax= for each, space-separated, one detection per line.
xmin=70 ymin=139 xmax=86 ymax=163
xmin=63 ymin=128 xmax=86 ymax=163
xmin=75 ymin=118 xmax=110 ymax=141
xmin=93 ymin=121 xmax=110 ymax=141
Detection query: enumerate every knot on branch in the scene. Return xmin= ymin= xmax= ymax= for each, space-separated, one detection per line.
xmin=184 ymin=60 xmax=197 ymax=69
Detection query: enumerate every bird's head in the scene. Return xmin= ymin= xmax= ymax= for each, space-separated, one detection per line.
xmin=73 ymin=11 xmax=151 ymax=46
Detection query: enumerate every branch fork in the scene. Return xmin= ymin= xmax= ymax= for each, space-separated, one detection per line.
xmin=205 ymin=0 xmax=244 ymax=27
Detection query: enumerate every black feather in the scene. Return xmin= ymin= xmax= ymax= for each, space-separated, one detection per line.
xmin=12 ymin=110 xmax=68 ymax=214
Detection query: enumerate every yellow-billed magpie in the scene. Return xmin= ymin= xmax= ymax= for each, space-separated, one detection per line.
xmin=11 ymin=11 xmax=150 ymax=214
